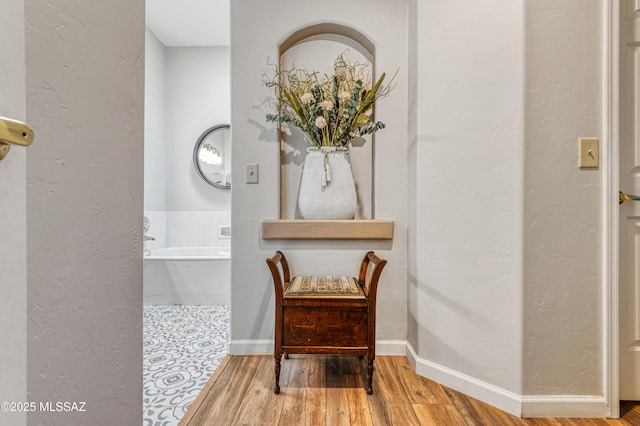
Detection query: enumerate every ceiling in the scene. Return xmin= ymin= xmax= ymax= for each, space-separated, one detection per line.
xmin=146 ymin=0 xmax=230 ymax=47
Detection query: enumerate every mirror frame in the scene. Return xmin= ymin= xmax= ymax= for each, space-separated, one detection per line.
xmin=193 ymin=124 xmax=231 ymax=190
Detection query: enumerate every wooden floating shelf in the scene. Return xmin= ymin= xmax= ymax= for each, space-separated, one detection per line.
xmin=261 ymin=219 xmax=394 ymax=240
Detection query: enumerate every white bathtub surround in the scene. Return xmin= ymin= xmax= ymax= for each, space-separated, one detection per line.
xmin=166 ymin=211 xmax=231 ymax=248
xmin=144 ymin=210 xmax=231 ymax=251
xmin=144 ymin=247 xmax=230 ymax=305
xmin=147 ymin=247 xmax=230 ymax=260
xmin=142 ymin=211 xmax=231 ymax=306
xmin=218 ymin=224 xmax=231 ymax=239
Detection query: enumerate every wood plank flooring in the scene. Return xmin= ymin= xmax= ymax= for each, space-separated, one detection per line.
xmin=180 ymin=355 xmax=640 ymax=426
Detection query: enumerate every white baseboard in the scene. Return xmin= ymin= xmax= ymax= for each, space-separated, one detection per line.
xmin=520 ymin=395 xmax=606 ymax=418
xmin=406 ymin=343 xmax=521 ymax=416
xmin=228 ymin=339 xmax=407 ymax=356
xmin=376 ymin=340 xmax=407 ymax=355
xmin=228 ymin=339 xmax=273 ymax=355
xmin=406 ymin=343 xmax=607 ymax=419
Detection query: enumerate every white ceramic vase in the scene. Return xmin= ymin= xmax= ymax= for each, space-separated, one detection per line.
xmin=298 ymin=147 xmax=357 ymax=220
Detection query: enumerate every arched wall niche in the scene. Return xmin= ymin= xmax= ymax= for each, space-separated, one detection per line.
xmin=279 ymin=23 xmax=375 ymax=57
xmin=277 ymin=23 xmax=378 ymax=220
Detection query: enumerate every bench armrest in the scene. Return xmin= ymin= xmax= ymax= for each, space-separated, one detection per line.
xmin=266 ymin=250 xmax=291 ymax=299
xmin=357 ymin=251 xmax=387 ymax=301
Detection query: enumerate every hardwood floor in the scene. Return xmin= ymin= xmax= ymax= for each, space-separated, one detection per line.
xmin=180 ymin=355 xmax=640 ymax=426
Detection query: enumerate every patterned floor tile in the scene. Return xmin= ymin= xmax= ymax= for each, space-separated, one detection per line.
xmin=143 ymin=305 xmax=230 ymax=425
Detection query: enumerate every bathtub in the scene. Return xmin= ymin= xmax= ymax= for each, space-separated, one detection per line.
xmin=143 ymin=247 xmax=230 ymax=305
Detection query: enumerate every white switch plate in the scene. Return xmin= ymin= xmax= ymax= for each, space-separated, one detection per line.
xmin=246 ymin=163 xmax=259 ymax=184
xmin=579 ymin=138 xmax=598 ymax=169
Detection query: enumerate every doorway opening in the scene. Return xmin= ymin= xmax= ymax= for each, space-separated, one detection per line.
xmin=142 ymin=1 xmax=231 ymax=423
xmin=606 ymin=0 xmax=640 ymax=418
xmin=617 ymin=0 xmax=640 ymax=408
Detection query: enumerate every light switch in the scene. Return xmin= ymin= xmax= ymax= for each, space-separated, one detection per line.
xmin=246 ymin=163 xmax=259 ymax=184
xmin=579 ymin=138 xmax=599 ymax=169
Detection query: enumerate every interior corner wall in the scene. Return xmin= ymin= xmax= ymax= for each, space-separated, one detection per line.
xmin=522 ymin=0 xmax=602 ymax=398
xmin=230 ymin=0 xmax=409 ymax=353
xmin=407 ymin=0 xmax=418 ymax=352
xmin=25 ymin=1 xmax=144 ymax=425
xmin=408 ymin=0 xmax=525 ymax=399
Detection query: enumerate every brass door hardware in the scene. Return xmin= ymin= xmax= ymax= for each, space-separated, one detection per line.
xmin=620 ymin=191 xmax=640 ymax=204
xmin=0 ymin=116 xmax=34 ymax=161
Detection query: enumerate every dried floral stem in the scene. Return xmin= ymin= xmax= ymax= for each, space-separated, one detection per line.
xmin=264 ymin=51 xmax=395 ymax=148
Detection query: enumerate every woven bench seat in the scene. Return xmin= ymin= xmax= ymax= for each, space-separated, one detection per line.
xmin=285 ymin=275 xmax=364 ymax=297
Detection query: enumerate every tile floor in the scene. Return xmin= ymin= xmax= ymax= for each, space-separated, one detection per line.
xmin=143 ymin=305 xmax=230 ymax=426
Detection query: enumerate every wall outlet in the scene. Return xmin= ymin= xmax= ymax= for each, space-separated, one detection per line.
xmin=218 ymin=225 xmax=231 ymax=239
xmin=246 ymin=163 xmax=259 ymax=184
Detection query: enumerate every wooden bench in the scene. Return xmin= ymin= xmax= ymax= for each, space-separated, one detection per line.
xmin=266 ymin=250 xmax=387 ymax=394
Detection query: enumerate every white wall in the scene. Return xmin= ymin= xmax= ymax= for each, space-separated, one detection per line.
xmin=408 ymin=0 xmax=604 ymax=417
xmin=230 ymin=0 xmax=408 ymax=353
xmin=408 ymin=0 xmax=525 ymax=398
xmin=523 ymin=0 xmax=602 ymax=398
xmin=0 ymin=1 xmax=27 ymax=424
xmin=165 ymin=46 xmax=231 ymax=212
xmin=25 ymin=1 xmax=144 ymax=424
xmin=145 ymin=28 xmax=167 ymax=211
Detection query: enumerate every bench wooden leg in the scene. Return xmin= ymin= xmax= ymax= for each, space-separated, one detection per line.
xmin=367 ymin=359 xmax=374 ymax=394
xmin=274 ymin=356 xmax=282 ymax=394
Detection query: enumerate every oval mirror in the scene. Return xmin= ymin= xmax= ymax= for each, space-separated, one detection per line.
xmin=193 ymin=124 xmax=231 ymax=189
